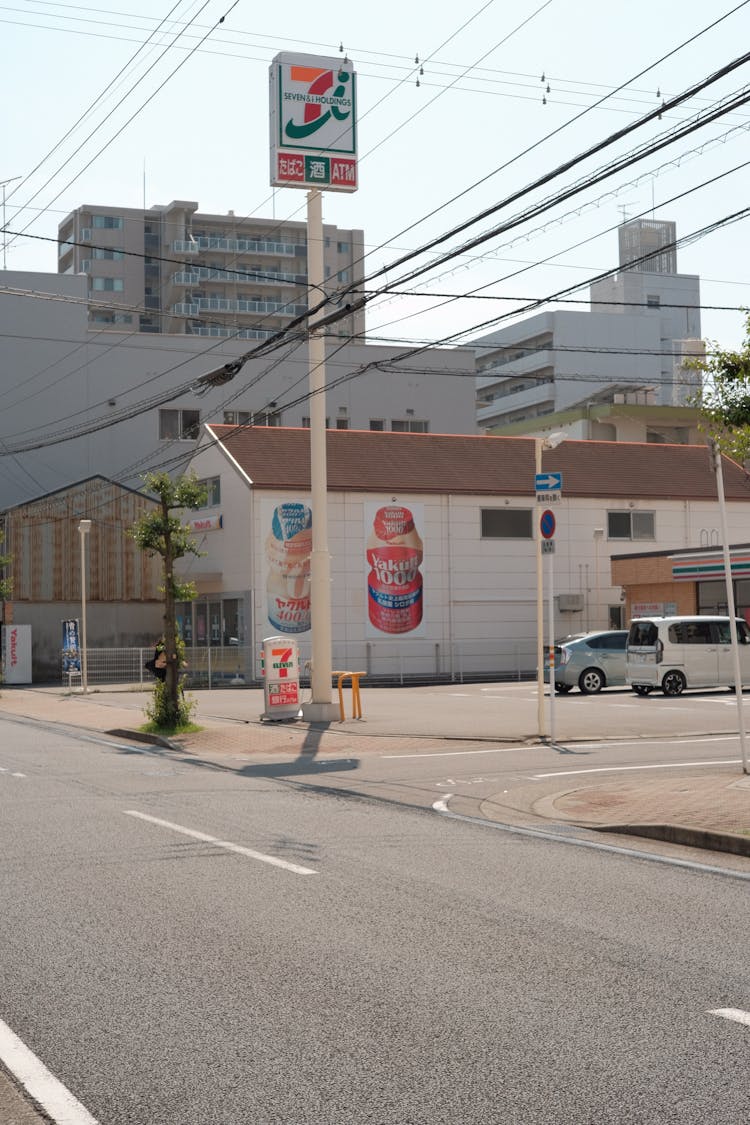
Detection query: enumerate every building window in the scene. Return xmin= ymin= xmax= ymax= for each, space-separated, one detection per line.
xmin=223 ymin=409 xmax=280 ymax=426
xmin=90 ymin=311 xmax=133 ymax=325
xmin=197 ymin=476 xmax=221 ymax=507
xmin=607 ymin=510 xmax=655 ymax=540
xmin=91 ymin=277 xmax=124 ymax=291
xmin=336 ymin=418 xmax=349 ymax=429
xmin=159 ymin=408 xmax=200 ymax=440
xmin=481 ymin=509 xmax=533 ymax=539
xmin=337 ymin=241 xmax=349 ymax=253
xmin=92 ymin=215 xmax=123 ymax=229
xmin=646 ymin=294 xmax=660 ymax=308
xmin=369 ymin=419 xmax=385 ymax=431
xmin=337 ymin=269 xmax=349 ymax=283
xmin=92 ymin=248 xmax=124 ymax=260
xmin=391 ymin=419 xmax=429 ymax=433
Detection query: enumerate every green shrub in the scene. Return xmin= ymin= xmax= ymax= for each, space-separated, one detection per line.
xmin=144 ymin=678 xmax=197 ymax=732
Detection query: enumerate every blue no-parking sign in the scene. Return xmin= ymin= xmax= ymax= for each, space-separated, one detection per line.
xmin=540 ymin=509 xmax=556 ymax=540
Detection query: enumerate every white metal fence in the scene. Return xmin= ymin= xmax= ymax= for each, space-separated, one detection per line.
xmin=60 ymin=640 xmax=538 ymax=688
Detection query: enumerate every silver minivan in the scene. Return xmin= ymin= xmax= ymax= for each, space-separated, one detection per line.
xmin=626 ymin=615 xmax=750 ymax=695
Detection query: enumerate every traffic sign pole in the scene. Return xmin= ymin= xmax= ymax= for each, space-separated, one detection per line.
xmin=548 ymin=541 xmax=556 ymax=746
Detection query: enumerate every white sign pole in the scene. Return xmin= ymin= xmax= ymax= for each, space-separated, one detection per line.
xmin=534 ymin=441 xmax=547 ymax=740
xmin=301 ymin=189 xmax=337 ymax=721
xmin=548 ymin=545 xmax=555 ymax=745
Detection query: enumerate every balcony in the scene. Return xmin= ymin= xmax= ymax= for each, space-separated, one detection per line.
xmin=171 ymin=267 xmax=305 ymax=286
xmin=172 ymin=236 xmax=301 ymax=257
xmin=477 ymin=382 xmax=555 ymax=426
xmin=188 ymin=325 xmax=274 ymax=340
xmin=172 ymin=298 xmax=308 ymax=318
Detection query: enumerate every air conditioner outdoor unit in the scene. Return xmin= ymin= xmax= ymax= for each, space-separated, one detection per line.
xmin=557 ymin=593 xmax=584 ymax=612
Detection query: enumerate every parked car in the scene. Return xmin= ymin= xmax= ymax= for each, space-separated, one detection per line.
xmin=626 ymin=615 xmax=750 ymax=695
xmin=550 ymin=630 xmax=629 ymax=694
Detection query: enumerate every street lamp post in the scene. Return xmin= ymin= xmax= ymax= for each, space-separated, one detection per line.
xmin=78 ymin=520 xmax=92 ymax=693
xmin=708 ymin=439 xmax=748 ymax=773
xmin=1 ymin=175 xmax=22 ymax=270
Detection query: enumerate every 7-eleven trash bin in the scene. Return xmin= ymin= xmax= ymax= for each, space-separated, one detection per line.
xmin=260 ymin=635 xmax=301 ymax=721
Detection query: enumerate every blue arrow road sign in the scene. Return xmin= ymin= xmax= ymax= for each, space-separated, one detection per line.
xmin=535 ymin=471 xmax=563 ymax=493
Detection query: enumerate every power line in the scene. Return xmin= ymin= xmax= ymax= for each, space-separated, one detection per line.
xmin=4 ymin=1 xmax=240 ymax=255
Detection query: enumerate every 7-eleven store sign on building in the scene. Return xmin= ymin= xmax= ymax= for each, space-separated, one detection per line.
xmin=269 ymin=52 xmax=358 ymax=192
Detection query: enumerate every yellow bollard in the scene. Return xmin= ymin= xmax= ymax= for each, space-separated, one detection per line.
xmin=333 ymin=671 xmax=366 ymax=721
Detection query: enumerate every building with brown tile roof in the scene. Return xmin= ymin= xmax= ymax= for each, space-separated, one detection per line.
xmin=181 ymin=427 xmax=750 ymax=682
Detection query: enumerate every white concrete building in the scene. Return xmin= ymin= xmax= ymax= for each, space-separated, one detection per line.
xmin=474 ymin=218 xmax=702 ymax=433
xmin=0 ymin=270 xmax=477 ymax=510
xmin=182 ymin=428 xmax=750 ymax=682
xmin=57 ymin=199 xmax=365 ymax=340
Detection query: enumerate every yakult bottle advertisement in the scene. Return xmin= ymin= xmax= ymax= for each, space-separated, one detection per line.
xmin=262 ymin=500 xmax=313 ymax=635
xmin=365 ymin=501 xmax=425 ymax=638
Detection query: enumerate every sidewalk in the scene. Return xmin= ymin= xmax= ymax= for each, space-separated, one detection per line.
xmin=1 ymin=683 xmax=749 ymax=858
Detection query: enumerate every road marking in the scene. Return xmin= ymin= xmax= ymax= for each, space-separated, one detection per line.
xmin=0 ymin=1015 xmax=100 ymax=1124
xmin=708 ymin=1008 xmax=750 ymax=1027
xmin=433 ymin=795 xmax=452 ymax=812
xmin=532 ymin=759 xmax=741 ymax=779
xmin=124 ymin=810 xmax=318 ymax=875
xmin=10 ymin=772 xmax=26 ymax=778
xmin=383 ymin=746 xmax=523 ymax=759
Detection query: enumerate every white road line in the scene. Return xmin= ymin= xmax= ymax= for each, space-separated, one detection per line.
xmin=433 ymin=795 xmax=452 ymax=812
xmin=0 ymin=1016 xmax=100 ymax=1124
xmin=124 ymin=810 xmax=318 ymax=875
xmin=10 ymin=772 xmax=26 ymax=778
xmin=571 ymin=736 xmax=738 ymax=749
xmin=533 ymin=759 xmax=741 ymax=779
xmin=708 ymin=1007 xmax=750 ymax=1027
xmin=383 ymin=746 xmax=523 ymax=759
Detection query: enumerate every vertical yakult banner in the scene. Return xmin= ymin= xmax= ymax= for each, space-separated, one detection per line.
xmin=365 ymin=502 xmax=425 ymax=638
xmin=269 ymin=52 xmax=357 ymax=192
xmin=263 ymin=500 xmax=313 ymax=635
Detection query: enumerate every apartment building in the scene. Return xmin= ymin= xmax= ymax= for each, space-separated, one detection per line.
xmin=474 ymin=218 xmax=702 ymax=435
xmin=57 ymin=200 xmax=365 ymax=340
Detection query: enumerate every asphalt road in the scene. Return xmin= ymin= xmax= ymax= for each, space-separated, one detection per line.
xmin=1 ymin=716 xmax=749 ymax=1124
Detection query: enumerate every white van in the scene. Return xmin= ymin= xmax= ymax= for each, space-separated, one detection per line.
xmin=626 ymin=615 xmax=750 ymax=696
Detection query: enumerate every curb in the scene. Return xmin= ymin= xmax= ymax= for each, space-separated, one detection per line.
xmin=106 ymin=728 xmax=186 ymax=752
xmin=588 ymin=821 xmax=750 ymax=858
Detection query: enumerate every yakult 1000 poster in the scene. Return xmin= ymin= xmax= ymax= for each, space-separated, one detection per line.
xmin=364 ymin=501 xmax=425 ymax=638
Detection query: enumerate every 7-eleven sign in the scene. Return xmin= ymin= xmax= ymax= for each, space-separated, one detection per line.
xmin=262 ymin=636 xmax=301 ymax=719
xmin=269 ymin=52 xmax=358 ymax=192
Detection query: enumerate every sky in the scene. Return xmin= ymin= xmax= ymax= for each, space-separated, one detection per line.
xmin=3 ymin=0 xmax=750 ymax=353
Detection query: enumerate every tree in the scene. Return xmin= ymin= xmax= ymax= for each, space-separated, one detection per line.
xmin=688 ymin=310 xmax=750 ymax=462
xmin=130 ymin=472 xmax=206 ymax=729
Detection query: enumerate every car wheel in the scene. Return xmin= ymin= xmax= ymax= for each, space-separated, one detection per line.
xmin=555 ymin=683 xmax=572 ymax=694
xmin=579 ymin=667 xmax=605 ymax=694
xmin=632 ymin=685 xmax=652 ymax=696
xmin=662 ymin=670 xmax=686 ymax=696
